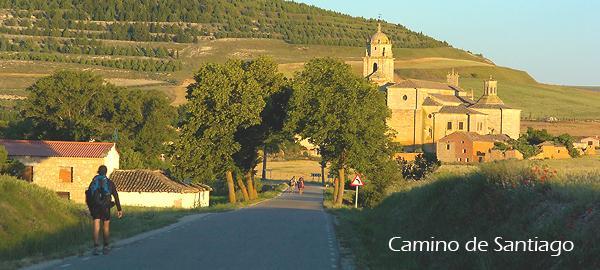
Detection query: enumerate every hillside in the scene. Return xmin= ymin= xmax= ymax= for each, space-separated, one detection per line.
xmin=0 ymin=1 xmax=598 ymax=120
xmin=334 ymin=160 xmax=600 ymax=269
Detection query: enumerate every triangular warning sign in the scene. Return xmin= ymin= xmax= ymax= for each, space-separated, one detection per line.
xmin=350 ymin=175 xmax=364 ymax=186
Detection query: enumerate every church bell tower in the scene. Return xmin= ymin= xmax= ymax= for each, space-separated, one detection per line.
xmin=363 ymin=23 xmax=395 ymax=85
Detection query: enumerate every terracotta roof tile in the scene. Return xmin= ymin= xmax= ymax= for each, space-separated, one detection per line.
xmin=111 ymin=170 xmax=209 ymax=193
xmin=0 ymin=140 xmax=115 ymax=158
xmin=422 ymin=97 xmax=442 ymax=106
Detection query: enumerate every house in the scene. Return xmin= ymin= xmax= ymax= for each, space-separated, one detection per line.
xmin=110 ymin=170 xmax=211 ymax=208
xmin=0 ymin=139 xmax=119 ymax=203
xmin=531 ymin=141 xmax=571 ymax=159
xmin=488 ymin=149 xmax=524 ymax=161
xmin=579 ymin=136 xmax=599 ymax=148
xmin=436 ymin=132 xmax=514 ymax=163
xmin=572 ymin=142 xmax=596 ymax=156
xmin=363 ymin=23 xmax=520 ymax=153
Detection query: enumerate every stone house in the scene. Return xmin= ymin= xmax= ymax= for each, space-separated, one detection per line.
xmin=436 ymin=132 xmax=515 ymax=163
xmin=110 ymin=170 xmax=211 ymax=208
xmin=363 ymin=24 xmax=521 ymax=153
xmin=578 ymin=136 xmax=599 ymax=148
xmin=531 ymin=142 xmax=571 ymax=159
xmin=0 ymin=139 xmax=119 ymax=203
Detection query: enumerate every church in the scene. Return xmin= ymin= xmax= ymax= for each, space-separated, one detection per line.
xmin=364 ymin=24 xmax=521 ymax=152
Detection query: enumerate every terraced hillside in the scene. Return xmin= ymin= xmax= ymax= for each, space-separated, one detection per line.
xmin=0 ymin=1 xmax=598 ymax=119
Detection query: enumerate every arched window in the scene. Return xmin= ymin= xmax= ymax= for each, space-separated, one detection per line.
xmin=373 ymin=63 xmax=378 ymax=72
xmin=383 ymin=47 xmax=386 ymax=56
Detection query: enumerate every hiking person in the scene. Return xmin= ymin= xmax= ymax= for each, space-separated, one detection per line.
xmin=289 ymin=176 xmax=297 ymax=193
xmin=298 ymin=177 xmax=305 ymax=195
xmin=86 ymin=165 xmax=122 ymax=255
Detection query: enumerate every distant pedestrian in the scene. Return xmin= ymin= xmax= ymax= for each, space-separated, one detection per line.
xmin=289 ymin=176 xmax=297 ymax=193
xmin=85 ymin=165 xmax=123 ymax=255
xmin=298 ymin=177 xmax=305 ymax=195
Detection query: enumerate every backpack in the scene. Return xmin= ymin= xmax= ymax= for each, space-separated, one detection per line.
xmin=85 ymin=175 xmax=111 ymax=210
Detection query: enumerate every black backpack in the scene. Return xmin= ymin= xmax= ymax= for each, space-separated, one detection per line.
xmin=86 ymin=176 xmax=111 ymax=209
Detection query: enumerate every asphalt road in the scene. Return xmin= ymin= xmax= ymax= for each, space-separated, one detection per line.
xmin=47 ymin=184 xmax=339 ymax=270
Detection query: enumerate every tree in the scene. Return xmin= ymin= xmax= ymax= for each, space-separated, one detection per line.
xmin=287 ymin=58 xmax=392 ymax=206
xmin=19 ymin=71 xmax=176 ymax=169
xmin=172 ymin=60 xmax=266 ymax=203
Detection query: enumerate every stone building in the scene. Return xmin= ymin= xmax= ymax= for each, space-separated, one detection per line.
xmin=0 ymin=140 xmax=119 ymax=203
xmin=436 ymin=132 xmax=517 ymax=163
xmin=364 ymin=24 xmax=521 ymax=152
xmin=531 ymin=142 xmax=571 ymax=159
xmin=110 ymin=170 xmax=211 ymax=208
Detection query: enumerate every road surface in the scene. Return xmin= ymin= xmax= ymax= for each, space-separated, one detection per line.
xmin=46 ymin=184 xmax=339 ymax=270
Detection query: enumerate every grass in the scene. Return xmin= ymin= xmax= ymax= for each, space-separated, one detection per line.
xmin=521 ymin=120 xmax=600 ymax=137
xmin=0 ymin=175 xmax=287 ymax=270
xmin=330 ymin=160 xmax=600 ymax=269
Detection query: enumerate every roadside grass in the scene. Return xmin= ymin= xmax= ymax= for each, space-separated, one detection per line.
xmin=330 ymin=160 xmax=600 ymax=269
xmin=0 ymin=176 xmax=286 ymax=270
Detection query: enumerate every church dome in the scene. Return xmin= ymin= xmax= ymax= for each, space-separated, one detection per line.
xmin=370 ymin=23 xmax=391 ymax=44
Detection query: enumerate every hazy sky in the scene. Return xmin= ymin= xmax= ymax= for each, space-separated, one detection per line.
xmin=295 ymin=0 xmax=600 ymax=86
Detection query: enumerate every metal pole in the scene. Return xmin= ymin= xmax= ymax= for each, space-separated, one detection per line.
xmin=355 ymin=186 xmax=359 ymax=208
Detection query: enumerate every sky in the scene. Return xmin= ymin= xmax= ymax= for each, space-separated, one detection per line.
xmin=295 ymin=0 xmax=600 ymax=86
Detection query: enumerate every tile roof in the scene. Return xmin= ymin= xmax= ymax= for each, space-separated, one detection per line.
xmin=0 ymin=140 xmax=115 ymax=158
xmin=111 ymin=170 xmax=210 ymax=193
xmin=422 ymin=97 xmax=442 ymax=106
xmin=437 ymin=105 xmax=485 ymax=115
xmin=440 ymin=132 xmax=510 ymax=143
xmin=390 ymin=79 xmax=466 ymax=92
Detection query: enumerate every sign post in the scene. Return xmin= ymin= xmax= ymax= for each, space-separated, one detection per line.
xmin=350 ymin=175 xmax=364 ymax=208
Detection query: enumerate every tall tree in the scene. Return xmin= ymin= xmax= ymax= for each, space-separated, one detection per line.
xmin=287 ymin=58 xmax=392 ymax=206
xmin=172 ymin=60 xmax=266 ymax=203
xmin=19 ymin=70 xmax=176 ymax=169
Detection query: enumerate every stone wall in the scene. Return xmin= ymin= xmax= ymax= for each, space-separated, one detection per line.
xmin=14 ymin=156 xmax=112 ymax=203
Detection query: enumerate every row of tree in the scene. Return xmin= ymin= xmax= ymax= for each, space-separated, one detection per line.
xmin=0 ymin=0 xmax=448 ymax=48
xmin=171 ymin=57 xmax=400 ymax=206
xmin=494 ymin=127 xmax=580 ymax=158
xmin=0 ymin=37 xmax=176 ymax=58
xmin=0 ymin=52 xmax=181 ymax=72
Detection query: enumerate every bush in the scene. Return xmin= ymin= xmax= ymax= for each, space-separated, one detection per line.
xmin=398 ymin=153 xmax=440 ymax=180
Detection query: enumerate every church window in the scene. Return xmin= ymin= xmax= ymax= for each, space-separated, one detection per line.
xmin=428 ymin=114 xmax=432 ymax=119
xmin=383 ymin=47 xmax=386 ymax=56
xmin=373 ymin=63 xmax=378 ymax=72
xmin=462 ymin=149 xmax=467 ymax=154
xmin=447 ymin=122 xmax=452 ymax=130
xmin=402 ymin=95 xmax=408 ymax=101
xmin=446 ymin=144 xmax=450 ymax=150
xmin=459 ymin=122 xmax=464 ymax=130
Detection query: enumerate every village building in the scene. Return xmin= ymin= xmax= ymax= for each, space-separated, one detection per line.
xmin=364 ymin=24 xmax=521 ymax=152
xmin=0 ymin=140 xmax=119 ymax=203
xmin=111 ymin=170 xmax=211 ymax=209
xmin=531 ymin=141 xmax=571 ymax=160
xmin=578 ymin=136 xmax=600 ymax=148
xmin=436 ymin=132 xmax=520 ymax=163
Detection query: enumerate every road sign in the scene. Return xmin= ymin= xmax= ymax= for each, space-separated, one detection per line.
xmin=350 ymin=175 xmax=364 ymax=208
xmin=350 ymin=175 xmax=364 ymax=187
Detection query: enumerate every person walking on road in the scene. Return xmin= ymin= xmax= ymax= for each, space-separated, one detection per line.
xmin=298 ymin=177 xmax=305 ymax=195
xmin=86 ymin=165 xmax=123 ymax=255
xmin=289 ymin=176 xmax=297 ymax=193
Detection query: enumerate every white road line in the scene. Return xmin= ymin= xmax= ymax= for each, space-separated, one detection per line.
xmin=81 ymin=257 xmax=91 ymax=261
xmin=59 ymin=263 xmax=71 ymax=268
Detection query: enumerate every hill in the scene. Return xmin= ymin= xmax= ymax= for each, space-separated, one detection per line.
xmin=0 ymin=1 xmax=598 ymax=120
xmin=333 ymin=160 xmax=600 ymax=269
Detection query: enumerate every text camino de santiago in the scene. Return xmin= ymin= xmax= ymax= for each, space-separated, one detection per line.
xmin=388 ymin=236 xmax=574 ymax=257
